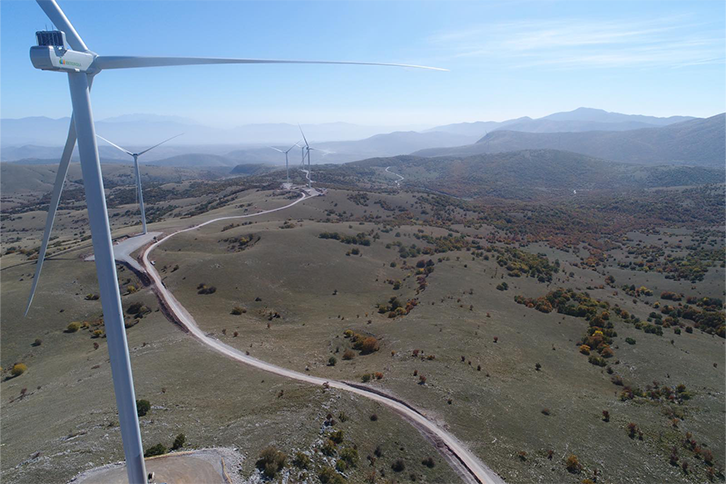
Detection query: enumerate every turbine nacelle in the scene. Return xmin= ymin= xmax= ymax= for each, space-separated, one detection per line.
xmin=30 ymin=31 xmax=97 ymax=73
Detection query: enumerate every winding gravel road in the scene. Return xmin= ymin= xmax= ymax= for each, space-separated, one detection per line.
xmin=385 ymin=166 xmax=404 ymax=188
xmin=139 ymin=189 xmax=504 ymax=484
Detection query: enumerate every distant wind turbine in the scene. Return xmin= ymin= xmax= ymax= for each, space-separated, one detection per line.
xmin=27 ymin=1 xmax=445 ymax=482
xmin=269 ymin=140 xmax=301 ymax=186
xmin=97 ymin=133 xmax=182 ymax=234
xmin=299 ymin=126 xmax=317 ymax=188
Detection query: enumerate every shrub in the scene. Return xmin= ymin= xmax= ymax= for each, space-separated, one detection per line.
xmin=231 ymin=306 xmax=246 ymax=315
xmin=127 ymin=302 xmax=144 ymax=315
xmin=293 ymin=452 xmax=311 ymax=469
xmin=496 ymin=282 xmax=508 ymax=291
xmin=565 ymin=454 xmax=581 ymax=473
xmin=31 ymin=339 xmax=42 ymax=347
xmin=340 ymin=447 xmax=359 ymax=467
xmin=11 ymin=363 xmax=27 ymax=377
xmin=328 ymin=356 xmax=337 ymax=366
xmin=588 ymin=355 xmax=607 ymax=367
xmin=144 ymin=443 xmax=167 ymax=457
xmin=319 ymin=466 xmax=344 ymax=484
xmin=360 ymin=337 xmax=379 ymax=354
xmin=370 ymin=414 xmax=378 ymax=421
xmin=625 ymin=337 xmax=636 ymax=345
xmin=361 ymin=373 xmax=372 ymax=383
xmin=330 ymin=430 xmax=344 ymax=444
xmin=602 ymin=410 xmax=610 ymax=422
xmin=321 ymin=439 xmax=336 ymax=456
xmin=257 ymin=447 xmax=286 ymax=478
xmin=392 ymin=459 xmax=406 ymax=472
xmin=171 ymin=433 xmax=186 ymax=450
xmin=66 ymin=322 xmax=81 ymax=333
xmin=422 ymin=456 xmax=435 ymax=468
xmin=579 ymin=345 xmax=591 ymax=355
xmin=627 ymin=422 xmax=638 ymax=438
xmin=136 ymin=399 xmax=151 ymax=417
xmin=601 ymin=347 xmax=614 ymax=358
xmin=342 ymin=349 xmax=355 ymax=360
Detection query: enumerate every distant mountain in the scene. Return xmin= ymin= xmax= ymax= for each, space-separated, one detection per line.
xmin=148 ymin=153 xmax=237 ymax=168
xmin=353 ymin=149 xmax=725 ymax=199
xmin=0 ymin=116 xmax=427 ymax=154
xmin=428 ymin=108 xmax=697 ymax=139
xmin=229 ymin=163 xmax=273 ymax=176
xmin=414 ymin=114 xmax=725 ymax=167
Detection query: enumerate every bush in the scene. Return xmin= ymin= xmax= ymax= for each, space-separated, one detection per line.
xmin=565 ymin=454 xmax=581 ymax=473
xmin=328 ymin=356 xmax=337 ymax=366
xmin=625 ymin=337 xmax=636 ymax=345
xmin=144 ymin=443 xmax=167 ymax=457
xmin=257 ymin=447 xmax=286 ymax=478
xmin=422 ymin=456 xmax=435 ymax=468
xmin=342 ymin=349 xmax=355 ymax=360
xmin=127 ymin=302 xmax=144 ymax=315
xmin=293 ymin=452 xmax=311 ymax=469
xmin=392 ymin=459 xmax=406 ymax=472
xmin=496 ymin=282 xmax=508 ymax=291
xmin=171 ymin=433 xmax=186 ymax=450
xmin=319 ymin=466 xmax=344 ymax=484
xmin=360 ymin=337 xmax=379 ymax=354
xmin=231 ymin=306 xmax=246 ymax=315
xmin=361 ymin=373 xmax=372 ymax=383
xmin=588 ymin=355 xmax=607 ymax=367
xmin=321 ymin=439 xmax=336 ymax=456
xmin=340 ymin=446 xmax=359 ymax=467
xmin=579 ymin=345 xmax=591 ymax=355
xmin=330 ymin=430 xmax=344 ymax=444
xmin=136 ymin=399 xmax=151 ymax=417
xmin=11 ymin=363 xmax=27 ymax=377
xmin=31 ymin=339 xmax=42 ymax=347
xmin=66 ymin=322 xmax=81 ymax=333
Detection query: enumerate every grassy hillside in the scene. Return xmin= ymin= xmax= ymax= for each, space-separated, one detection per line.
xmin=349 ymin=149 xmax=725 ymax=199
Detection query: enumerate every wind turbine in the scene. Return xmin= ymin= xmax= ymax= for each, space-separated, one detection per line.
xmin=299 ymin=126 xmax=317 ymax=189
xmin=96 ymin=133 xmax=182 ymax=235
xmin=269 ymin=141 xmax=300 ymax=186
xmin=26 ymin=2 xmax=444 ymax=482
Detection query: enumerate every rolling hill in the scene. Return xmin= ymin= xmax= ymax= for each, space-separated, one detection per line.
xmin=414 ymin=114 xmax=725 ymax=167
xmin=352 ymin=149 xmax=725 ymax=199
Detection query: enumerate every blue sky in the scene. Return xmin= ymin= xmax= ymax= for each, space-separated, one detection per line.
xmin=1 ymin=0 xmax=724 ymax=128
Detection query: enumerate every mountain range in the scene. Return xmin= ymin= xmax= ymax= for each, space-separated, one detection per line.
xmin=414 ymin=114 xmax=725 ymax=167
xmin=2 ymin=108 xmax=720 ymax=167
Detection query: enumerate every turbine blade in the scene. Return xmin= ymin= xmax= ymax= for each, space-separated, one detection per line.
xmin=36 ymin=0 xmax=89 ymax=52
xmin=25 ymin=116 xmax=77 ymax=316
xmin=137 ymin=133 xmax=183 ymax=156
xmin=96 ymin=134 xmax=133 ymax=156
xmin=269 ymin=147 xmax=284 ymax=153
xmin=94 ymin=56 xmax=447 ymax=71
xmin=299 ymin=125 xmax=309 ymax=147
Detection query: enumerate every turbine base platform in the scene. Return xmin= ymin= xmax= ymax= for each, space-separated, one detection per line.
xmin=71 ymin=447 xmax=242 ymax=484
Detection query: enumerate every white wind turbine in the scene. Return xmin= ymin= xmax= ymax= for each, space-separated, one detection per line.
xmin=299 ymin=126 xmax=317 ymax=188
xmin=96 ymin=133 xmax=183 ymax=235
xmin=26 ymin=2 xmax=444 ymax=482
xmin=269 ymin=140 xmax=301 ymax=186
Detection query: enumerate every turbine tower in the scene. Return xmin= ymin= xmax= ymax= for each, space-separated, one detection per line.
xmin=299 ymin=126 xmax=316 ymax=189
xmin=269 ymin=141 xmax=300 ymax=186
xmin=27 ymin=2 xmax=445 ymax=482
xmin=97 ymin=133 xmax=182 ymax=235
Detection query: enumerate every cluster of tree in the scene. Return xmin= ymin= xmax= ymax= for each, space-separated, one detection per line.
xmin=494 ymin=246 xmax=558 ymax=282
xmin=220 ymin=233 xmax=259 ymax=252
xmin=318 ymin=231 xmax=371 ymax=246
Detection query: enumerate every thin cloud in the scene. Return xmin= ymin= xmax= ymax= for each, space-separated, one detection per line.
xmin=429 ymin=16 xmax=725 ymax=69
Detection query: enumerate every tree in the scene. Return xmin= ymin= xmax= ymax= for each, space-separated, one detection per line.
xmin=171 ymin=433 xmax=186 ymax=450
xmin=144 ymin=443 xmax=167 ymax=457
xmin=136 ymin=399 xmax=151 ymax=417
xmin=328 ymin=356 xmax=337 ymax=366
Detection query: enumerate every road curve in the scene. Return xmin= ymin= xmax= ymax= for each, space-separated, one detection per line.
xmin=140 ymin=190 xmax=505 ymax=484
xmin=385 ymin=166 xmax=404 ymax=188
